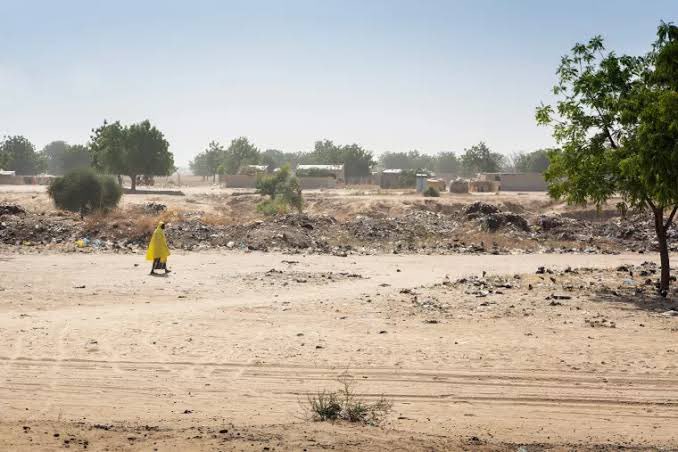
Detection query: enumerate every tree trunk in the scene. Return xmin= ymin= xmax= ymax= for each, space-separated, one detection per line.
xmin=652 ymin=207 xmax=670 ymax=297
xmin=130 ymin=175 xmax=137 ymax=192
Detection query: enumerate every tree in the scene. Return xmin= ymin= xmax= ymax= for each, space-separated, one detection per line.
xmin=511 ymin=149 xmax=551 ymax=173
xmin=379 ymin=150 xmax=435 ymax=171
xmin=189 ymin=141 xmax=224 ymax=181
xmin=460 ymin=142 xmax=504 ymax=176
xmin=255 ymin=164 xmax=303 ymax=215
xmin=435 ymin=152 xmax=459 ymax=174
xmin=537 ymin=21 xmax=678 ymax=296
xmin=339 ymin=143 xmax=374 ymax=179
xmin=308 ymin=140 xmax=375 ymax=179
xmin=261 ymin=149 xmax=305 ymax=170
xmin=0 ymin=136 xmax=45 ymax=175
xmin=90 ymin=120 xmax=174 ymax=191
xmin=47 ymin=168 xmax=122 ymax=218
xmin=42 ymin=141 xmax=91 ymax=175
xmin=222 ymin=137 xmax=260 ymax=175
xmin=189 ymin=152 xmax=210 ymax=179
xmin=41 ymin=141 xmax=69 ymax=174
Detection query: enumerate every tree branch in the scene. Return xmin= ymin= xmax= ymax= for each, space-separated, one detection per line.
xmin=645 ymin=197 xmax=657 ymax=211
xmin=664 ymin=205 xmax=678 ymax=231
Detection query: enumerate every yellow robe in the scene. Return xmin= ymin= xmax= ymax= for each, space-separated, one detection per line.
xmin=145 ymin=225 xmax=170 ymax=263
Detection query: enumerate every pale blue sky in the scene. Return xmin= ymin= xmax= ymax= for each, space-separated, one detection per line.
xmin=0 ymin=1 xmax=674 ymax=166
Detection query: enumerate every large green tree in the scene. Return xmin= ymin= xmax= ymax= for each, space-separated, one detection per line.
xmin=308 ymin=140 xmax=375 ymax=179
xmin=222 ymin=137 xmax=260 ymax=175
xmin=435 ymin=151 xmax=459 ymax=174
xmin=90 ymin=120 xmax=174 ymax=191
xmin=537 ymin=21 xmax=678 ymax=295
xmin=511 ymin=149 xmax=551 ymax=173
xmin=261 ymin=149 xmax=305 ymax=170
xmin=42 ymin=141 xmax=91 ymax=175
xmin=189 ymin=141 xmax=224 ymax=181
xmin=460 ymin=142 xmax=504 ymax=176
xmin=0 ymin=136 xmax=45 ymax=175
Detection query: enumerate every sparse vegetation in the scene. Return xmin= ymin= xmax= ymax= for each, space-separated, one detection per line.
xmin=256 ymin=164 xmax=303 ymax=215
xmin=306 ymin=375 xmax=392 ymax=426
xmin=47 ymin=168 xmax=122 ymax=218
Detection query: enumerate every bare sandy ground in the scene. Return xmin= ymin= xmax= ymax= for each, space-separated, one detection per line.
xmin=1 ymin=251 xmax=676 ymax=450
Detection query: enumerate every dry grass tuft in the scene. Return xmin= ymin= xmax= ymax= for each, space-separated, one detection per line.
xmin=306 ymin=373 xmax=392 ymax=426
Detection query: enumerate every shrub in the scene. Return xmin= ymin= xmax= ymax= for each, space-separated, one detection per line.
xmin=306 ymin=375 xmax=392 ymax=426
xmin=255 ymin=164 xmax=303 ymax=215
xmin=423 ymin=186 xmax=440 ymax=197
xmin=99 ymin=174 xmax=123 ymax=209
xmin=48 ymin=168 xmax=122 ymax=218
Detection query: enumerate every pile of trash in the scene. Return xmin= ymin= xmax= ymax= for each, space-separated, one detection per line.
xmin=0 ymin=203 xmax=26 ymax=216
xmin=142 ymin=202 xmax=167 ymax=214
xmin=2 ymin=201 xmax=677 ymax=256
xmin=447 ymin=273 xmax=520 ymax=297
xmin=463 ymin=202 xmax=530 ymax=232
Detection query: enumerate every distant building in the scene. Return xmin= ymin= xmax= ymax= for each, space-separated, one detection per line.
xmin=477 ymin=172 xmax=546 ymax=191
xmin=379 ymin=169 xmax=404 ymax=189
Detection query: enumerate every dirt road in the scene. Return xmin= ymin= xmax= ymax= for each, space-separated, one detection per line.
xmin=1 ymin=252 xmax=676 ymax=450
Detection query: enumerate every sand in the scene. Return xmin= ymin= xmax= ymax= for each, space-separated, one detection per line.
xmin=1 ymin=251 xmax=676 ymax=450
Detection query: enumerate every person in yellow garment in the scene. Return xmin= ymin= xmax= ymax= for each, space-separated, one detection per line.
xmin=146 ymin=222 xmax=171 ymax=275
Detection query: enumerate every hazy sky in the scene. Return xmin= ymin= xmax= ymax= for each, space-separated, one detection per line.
xmin=1 ymin=1 xmax=674 ymax=166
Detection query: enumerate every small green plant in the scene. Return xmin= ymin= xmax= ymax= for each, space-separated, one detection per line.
xmin=48 ymin=168 xmax=122 ymax=218
xmin=306 ymin=374 xmax=392 ymax=425
xmin=423 ymin=186 xmax=440 ymax=197
xmin=256 ymin=164 xmax=303 ymax=215
xmin=308 ymin=390 xmax=342 ymax=421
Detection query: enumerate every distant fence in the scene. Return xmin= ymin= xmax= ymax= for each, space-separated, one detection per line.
xmin=223 ymin=175 xmax=258 ymax=188
xmin=298 ymin=177 xmax=337 ymax=189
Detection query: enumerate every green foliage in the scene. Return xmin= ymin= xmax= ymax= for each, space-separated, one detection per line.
xmin=306 ymin=376 xmax=392 ymax=425
xmin=222 ymin=137 xmax=261 ymax=175
xmin=261 ymin=149 xmax=304 ymax=170
xmin=511 ymin=149 xmax=552 ymax=173
xmin=379 ymin=150 xmax=459 ymax=175
xmin=379 ymin=150 xmax=435 ymax=171
xmin=435 ymin=151 xmax=459 ymax=174
xmin=41 ymin=141 xmax=91 ymax=175
xmin=99 ymin=174 xmax=123 ymax=208
xmin=537 ymin=21 xmax=678 ymax=294
xmin=0 ymin=135 xmax=45 ymax=175
xmin=423 ymin=186 xmax=440 ymax=197
xmin=307 ymin=140 xmax=374 ymax=179
xmin=189 ymin=141 xmax=224 ymax=180
xmin=307 ymin=390 xmax=342 ymax=421
xmin=460 ymin=142 xmax=504 ymax=176
xmin=255 ymin=165 xmax=303 ymax=215
xmin=47 ymin=168 xmax=121 ymax=217
xmin=89 ymin=120 xmax=174 ymax=190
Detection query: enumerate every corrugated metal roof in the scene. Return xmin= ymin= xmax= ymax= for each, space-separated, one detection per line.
xmin=296 ymin=164 xmax=344 ymax=171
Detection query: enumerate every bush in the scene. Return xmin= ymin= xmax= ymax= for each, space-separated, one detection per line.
xmin=423 ymin=186 xmax=440 ymax=197
xmin=306 ymin=375 xmax=392 ymax=426
xmin=48 ymin=168 xmax=122 ymax=218
xmin=256 ymin=164 xmax=303 ymax=215
xmin=99 ymin=174 xmax=123 ymax=209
